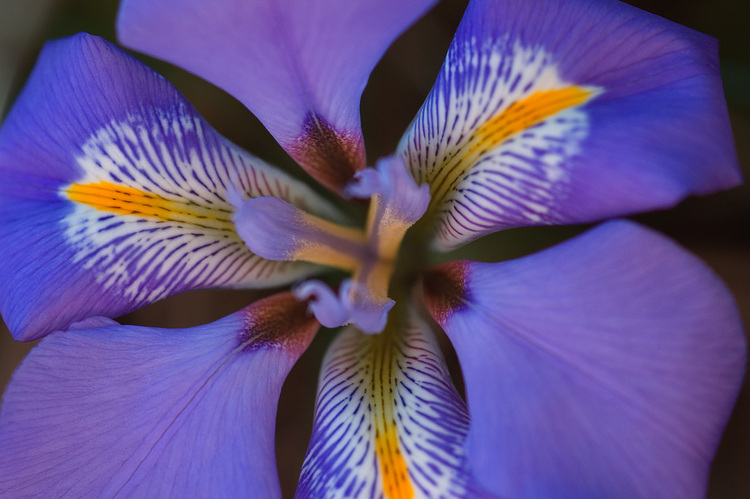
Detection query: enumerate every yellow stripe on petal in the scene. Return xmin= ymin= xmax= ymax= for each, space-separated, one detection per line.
xmin=298 ymin=312 xmax=472 ymax=497
xmin=371 ymin=328 xmax=416 ymax=499
xmin=375 ymin=423 xmax=414 ymax=499
xmin=429 ymin=86 xmax=598 ymax=206
xmin=65 ymin=181 xmax=235 ymax=231
xmin=54 ymin=110 xmax=333 ymax=309
xmin=471 ymin=86 xmax=595 ymax=155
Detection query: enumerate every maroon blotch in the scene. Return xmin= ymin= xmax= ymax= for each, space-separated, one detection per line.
xmin=288 ymin=113 xmax=366 ymax=194
xmin=239 ymin=292 xmax=319 ymax=353
xmin=422 ymin=261 xmax=470 ymax=325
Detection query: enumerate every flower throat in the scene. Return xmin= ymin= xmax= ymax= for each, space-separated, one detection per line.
xmin=232 ymin=156 xmax=430 ymax=333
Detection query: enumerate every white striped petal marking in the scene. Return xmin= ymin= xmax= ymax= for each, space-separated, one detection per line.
xmin=399 ymin=38 xmax=601 ymax=250
xmin=61 ymin=103 xmax=338 ymax=304
xmin=297 ymin=312 xmax=472 ymax=498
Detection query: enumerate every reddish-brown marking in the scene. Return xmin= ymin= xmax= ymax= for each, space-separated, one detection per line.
xmin=239 ymin=292 xmax=319 ymax=353
xmin=288 ymin=114 xmax=365 ymax=194
xmin=422 ymin=261 xmax=470 ymax=325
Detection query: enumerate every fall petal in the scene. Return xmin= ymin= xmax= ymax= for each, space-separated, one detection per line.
xmin=0 ymin=34 xmax=337 ymax=340
xmin=400 ymin=0 xmax=740 ymax=250
xmin=296 ymin=308 xmax=490 ymax=498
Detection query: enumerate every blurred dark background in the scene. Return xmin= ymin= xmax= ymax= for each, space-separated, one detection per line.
xmin=0 ymin=0 xmax=747 ymax=497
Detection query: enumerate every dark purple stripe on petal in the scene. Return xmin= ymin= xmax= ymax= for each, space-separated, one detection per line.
xmin=296 ymin=309 xmax=486 ymax=498
xmin=0 ymin=34 xmax=338 ymax=340
xmin=399 ymin=0 xmax=741 ymax=251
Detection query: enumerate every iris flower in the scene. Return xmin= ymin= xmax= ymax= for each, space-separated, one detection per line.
xmin=0 ymin=0 xmax=745 ymax=497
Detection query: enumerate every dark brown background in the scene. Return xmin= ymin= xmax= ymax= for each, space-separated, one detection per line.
xmin=0 ymin=1 xmax=748 ymax=497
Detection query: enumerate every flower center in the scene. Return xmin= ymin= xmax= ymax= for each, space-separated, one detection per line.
xmin=232 ymin=156 xmax=429 ymax=333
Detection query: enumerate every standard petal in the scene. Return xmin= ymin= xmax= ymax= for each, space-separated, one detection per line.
xmin=117 ymin=0 xmax=438 ymax=193
xmin=296 ymin=308 xmax=489 ymax=498
xmin=400 ymin=0 xmax=741 ymax=250
xmin=423 ymin=220 xmax=746 ymax=498
xmin=0 ymin=293 xmax=318 ymax=498
xmin=0 ymin=33 xmax=339 ymax=341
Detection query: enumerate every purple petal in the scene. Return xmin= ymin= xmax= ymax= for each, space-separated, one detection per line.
xmin=423 ymin=220 xmax=746 ymax=498
xmin=0 ymin=293 xmax=319 ymax=497
xmin=117 ymin=0 xmax=438 ymax=193
xmin=400 ymin=0 xmax=741 ymax=250
xmin=297 ymin=309 xmax=491 ymax=498
xmin=0 ymin=34 xmax=339 ymax=341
